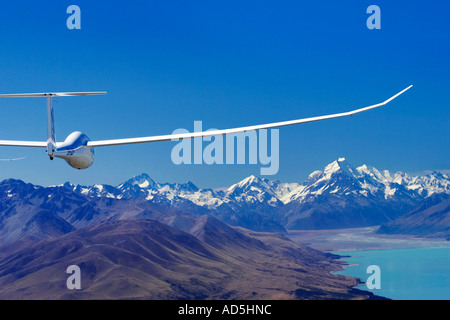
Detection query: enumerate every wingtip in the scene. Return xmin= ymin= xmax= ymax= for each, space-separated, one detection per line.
xmin=397 ymin=84 xmax=413 ymax=96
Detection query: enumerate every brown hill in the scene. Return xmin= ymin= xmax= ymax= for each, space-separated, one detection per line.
xmin=0 ymin=218 xmax=374 ymax=300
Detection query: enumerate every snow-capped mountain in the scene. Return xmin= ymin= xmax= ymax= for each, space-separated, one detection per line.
xmin=58 ymin=157 xmax=449 ymax=230
xmin=224 ymin=175 xmax=283 ymax=206
xmin=283 ymin=158 xmax=435 ymax=202
xmin=1 ymin=158 xmax=449 ymax=244
xmin=278 ymin=158 xmax=426 ymax=229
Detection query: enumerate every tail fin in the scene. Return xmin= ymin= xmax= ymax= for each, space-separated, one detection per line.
xmin=0 ymin=91 xmax=107 ymax=157
xmin=46 ymin=95 xmax=56 ymax=157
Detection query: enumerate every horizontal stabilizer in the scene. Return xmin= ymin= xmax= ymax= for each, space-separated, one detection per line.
xmin=0 ymin=92 xmax=107 ymax=98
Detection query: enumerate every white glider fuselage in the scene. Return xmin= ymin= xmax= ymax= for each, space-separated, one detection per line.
xmin=53 ymin=131 xmax=94 ymax=169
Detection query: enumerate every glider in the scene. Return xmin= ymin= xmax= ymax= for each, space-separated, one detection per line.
xmin=0 ymin=86 xmax=412 ymax=169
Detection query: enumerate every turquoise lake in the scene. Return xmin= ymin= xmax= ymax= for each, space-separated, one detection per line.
xmin=334 ymin=247 xmax=450 ymax=300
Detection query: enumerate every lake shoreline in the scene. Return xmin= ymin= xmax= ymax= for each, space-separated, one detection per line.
xmin=287 ymin=227 xmax=450 ymax=300
xmin=332 ymin=247 xmax=450 ymax=300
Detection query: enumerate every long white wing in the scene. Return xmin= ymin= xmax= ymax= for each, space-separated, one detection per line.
xmin=0 ymin=140 xmax=47 ymax=147
xmin=88 ymin=85 xmax=413 ymax=147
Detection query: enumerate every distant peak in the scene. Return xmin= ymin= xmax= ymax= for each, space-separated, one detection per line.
xmin=239 ymin=175 xmax=261 ymax=186
xmin=178 ymin=181 xmax=199 ymax=192
xmin=62 ymin=181 xmax=74 ymax=188
xmin=227 ymin=174 xmax=265 ymax=193
xmin=122 ymin=173 xmax=158 ymax=189
xmin=323 ymin=157 xmax=356 ymax=177
xmin=133 ymin=173 xmax=152 ymax=180
xmin=0 ymin=178 xmax=27 ymax=186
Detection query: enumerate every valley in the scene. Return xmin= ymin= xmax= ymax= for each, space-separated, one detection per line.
xmin=287 ymin=226 xmax=450 ymax=252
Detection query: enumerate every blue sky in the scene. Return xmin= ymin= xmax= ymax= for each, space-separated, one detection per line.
xmin=0 ymin=1 xmax=448 ymax=188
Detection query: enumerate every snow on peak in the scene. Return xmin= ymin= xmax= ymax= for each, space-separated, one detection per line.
xmin=356 ymin=164 xmax=384 ymax=181
xmin=94 ymin=184 xmax=104 ymax=192
xmin=50 ymin=158 xmax=449 ymax=210
xmin=225 ymin=174 xmax=280 ymax=205
xmin=305 ymin=170 xmax=323 ymax=184
xmin=324 ymin=161 xmax=339 ymax=174
xmin=323 ymin=158 xmax=355 ymax=178
xmin=122 ymin=173 xmax=158 ymax=189
xmin=240 ymin=175 xmax=259 ymax=185
xmin=228 ymin=175 xmax=262 ymax=191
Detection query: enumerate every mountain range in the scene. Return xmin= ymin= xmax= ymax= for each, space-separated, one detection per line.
xmin=1 ymin=157 xmax=449 ymax=246
xmin=58 ymin=157 xmax=450 ymax=230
